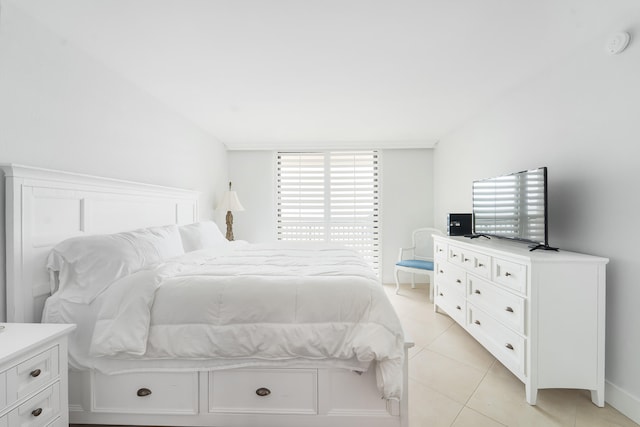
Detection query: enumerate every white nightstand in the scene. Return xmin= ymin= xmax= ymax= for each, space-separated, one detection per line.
xmin=0 ymin=323 xmax=76 ymax=427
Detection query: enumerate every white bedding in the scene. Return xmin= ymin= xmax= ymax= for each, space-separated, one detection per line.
xmin=43 ymin=241 xmax=405 ymax=399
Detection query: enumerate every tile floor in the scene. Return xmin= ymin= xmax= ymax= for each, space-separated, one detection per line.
xmin=386 ymin=283 xmax=639 ymax=427
xmin=71 ymin=283 xmax=639 ymax=427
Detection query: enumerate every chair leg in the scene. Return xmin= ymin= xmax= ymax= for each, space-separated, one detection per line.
xmin=394 ymin=269 xmax=401 ymax=294
xmin=410 ymin=273 xmax=416 ymax=289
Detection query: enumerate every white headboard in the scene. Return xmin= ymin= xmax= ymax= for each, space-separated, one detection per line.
xmin=1 ymin=164 xmax=199 ymax=323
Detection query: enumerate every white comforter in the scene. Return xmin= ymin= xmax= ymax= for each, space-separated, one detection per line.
xmin=47 ymin=242 xmax=405 ymax=399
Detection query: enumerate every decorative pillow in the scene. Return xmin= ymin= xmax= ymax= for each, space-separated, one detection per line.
xmin=47 ymin=224 xmax=184 ymax=304
xmin=179 ymin=221 xmax=228 ymax=252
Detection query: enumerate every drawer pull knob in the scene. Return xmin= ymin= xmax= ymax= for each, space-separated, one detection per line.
xmin=31 ymin=408 xmax=43 ymax=417
xmin=478 ymin=263 xmax=484 ymax=267
xmin=464 ymin=258 xmax=470 ymax=262
xmin=439 ymin=270 xmax=444 ymax=274
xmin=505 ymin=272 xmax=512 ymax=277
xmin=439 ymin=292 xmax=444 ymax=296
xmin=256 ymin=387 xmax=271 ymax=397
xmin=505 ymin=343 xmax=514 ymax=350
xmin=456 ymin=305 xmax=461 ymax=310
xmin=456 ymin=279 xmax=462 ymax=284
xmin=474 ymin=290 xmax=481 ymax=295
xmin=505 ymin=306 xmax=514 ymax=313
xmin=474 ymin=320 xmax=481 ymax=325
xmin=30 ymin=368 xmax=42 ymax=378
xmin=137 ymin=388 xmax=152 ymax=397
xmin=452 ymin=254 xmax=458 ymax=257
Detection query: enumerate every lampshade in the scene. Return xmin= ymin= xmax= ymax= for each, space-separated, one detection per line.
xmin=218 ymin=190 xmax=245 ymax=212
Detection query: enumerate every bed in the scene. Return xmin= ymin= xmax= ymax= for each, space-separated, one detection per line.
xmin=1 ymin=164 xmax=411 ymax=427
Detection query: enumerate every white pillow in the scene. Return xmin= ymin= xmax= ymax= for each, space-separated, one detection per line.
xmin=47 ymin=224 xmax=184 ymax=304
xmin=179 ymin=221 xmax=228 ymax=252
xmin=122 ymin=224 xmax=185 ymax=264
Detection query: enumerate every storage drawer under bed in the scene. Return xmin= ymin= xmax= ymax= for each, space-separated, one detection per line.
xmin=208 ymin=368 xmax=317 ymax=415
xmin=91 ymin=371 xmax=199 ymax=415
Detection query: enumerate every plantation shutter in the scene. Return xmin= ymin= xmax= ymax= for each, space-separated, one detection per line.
xmin=276 ymin=152 xmax=326 ymax=241
xmin=276 ymin=151 xmax=380 ymax=273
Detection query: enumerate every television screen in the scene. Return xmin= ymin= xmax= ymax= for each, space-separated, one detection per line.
xmin=472 ymin=167 xmax=548 ymax=247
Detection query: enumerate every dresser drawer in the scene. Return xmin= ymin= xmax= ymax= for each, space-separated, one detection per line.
xmin=435 ymin=282 xmax=466 ymax=325
xmin=435 ymin=262 xmax=466 ymax=295
xmin=7 ymin=382 xmax=60 ymax=427
xmin=467 ymin=305 xmax=526 ymax=377
xmin=458 ymin=248 xmax=491 ymax=279
xmin=92 ymin=372 xmax=198 ymax=414
xmin=467 ymin=275 xmax=526 ymax=334
xmin=14 ymin=347 xmax=59 ymax=402
xmin=447 ymin=245 xmax=465 ymax=265
xmin=209 ymin=369 xmax=317 ymax=415
xmin=492 ymin=257 xmax=527 ymax=294
xmin=434 ymin=241 xmax=447 ymax=260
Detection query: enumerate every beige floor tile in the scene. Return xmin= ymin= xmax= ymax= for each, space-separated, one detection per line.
xmin=466 ymin=361 xmax=579 ymax=426
xmin=452 ymin=407 xmax=507 ymax=427
xmin=427 ymin=322 xmax=496 ymax=372
xmin=409 ymin=378 xmax=464 ymax=427
xmin=409 ymin=344 xmax=425 ymax=360
xmin=574 ymin=390 xmax=640 ymax=427
xmin=401 ymin=314 xmax=453 ymax=349
xmin=409 ymin=348 xmax=486 ymax=405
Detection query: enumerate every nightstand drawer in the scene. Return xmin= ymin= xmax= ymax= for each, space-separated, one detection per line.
xmin=15 ymin=347 xmax=59 ymax=402
xmin=0 ymin=370 xmax=6 ymax=409
xmin=45 ymin=417 xmax=62 ymax=427
xmin=8 ymin=382 xmax=60 ymax=427
xmin=209 ymin=369 xmax=317 ymax=415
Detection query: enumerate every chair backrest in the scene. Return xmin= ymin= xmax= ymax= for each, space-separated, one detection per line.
xmin=413 ymin=227 xmax=445 ymax=260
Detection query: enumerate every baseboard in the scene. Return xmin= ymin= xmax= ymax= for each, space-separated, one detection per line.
xmin=606 ymin=380 xmax=640 ymax=424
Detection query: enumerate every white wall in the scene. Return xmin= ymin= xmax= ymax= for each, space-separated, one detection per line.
xmin=0 ymin=2 xmax=228 ymax=320
xmin=380 ymin=149 xmax=434 ymax=283
xmin=433 ymin=24 xmax=640 ymax=421
xmin=227 ymin=151 xmax=277 ymax=243
xmin=228 ymin=149 xmax=434 ymax=283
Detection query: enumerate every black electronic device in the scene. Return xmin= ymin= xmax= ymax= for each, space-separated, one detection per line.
xmin=447 ymin=213 xmax=472 ymax=236
xmin=471 ymin=167 xmax=557 ymax=251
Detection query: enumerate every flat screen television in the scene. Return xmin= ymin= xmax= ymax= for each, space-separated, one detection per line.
xmin=472 ymin=167 xmax=555 ymax=251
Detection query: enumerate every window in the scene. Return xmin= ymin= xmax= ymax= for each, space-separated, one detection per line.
xmin=276 ymin=151 xmax=380 ymax=272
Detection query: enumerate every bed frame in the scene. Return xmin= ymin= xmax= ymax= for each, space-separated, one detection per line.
xmin=1 ymin=164 xmax=410 ymax=427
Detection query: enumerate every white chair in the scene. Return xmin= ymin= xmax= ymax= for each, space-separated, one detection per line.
xmin=394 ymin=227 xmax=444 ymax=300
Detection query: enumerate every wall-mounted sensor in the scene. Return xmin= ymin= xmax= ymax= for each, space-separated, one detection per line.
xmin=605 ymin=32 xmax=630 ymax=55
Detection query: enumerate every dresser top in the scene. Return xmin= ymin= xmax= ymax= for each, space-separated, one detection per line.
xmin=434 ymin=235 xmax=609 ymax=264
xmin=0 ymin=323 xmax=76 ymax=365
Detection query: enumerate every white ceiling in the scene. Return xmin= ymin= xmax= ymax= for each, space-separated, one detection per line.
xmin=9 ymin=0 xmax=638 ymax=150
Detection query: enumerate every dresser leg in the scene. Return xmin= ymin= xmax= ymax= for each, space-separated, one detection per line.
xmin=591 ymin=389 xmax=605 ymax=407
xmin=525 ymin=384 xmax=538 ymax=405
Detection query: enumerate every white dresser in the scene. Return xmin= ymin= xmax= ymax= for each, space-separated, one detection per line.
xmin=0 ymin=323 xmax=75 ymax=427
xmin=432 ymin=235 xmax=608 ymax=406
